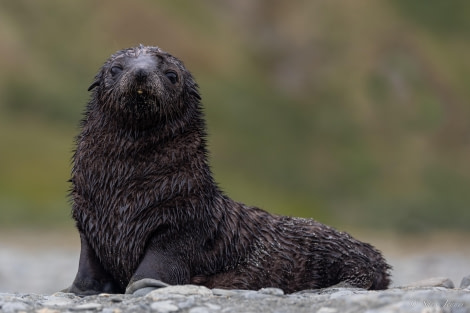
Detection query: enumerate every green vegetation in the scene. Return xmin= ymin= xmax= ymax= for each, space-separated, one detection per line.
xmin=1 ymin=0 xmax=469 ymax=232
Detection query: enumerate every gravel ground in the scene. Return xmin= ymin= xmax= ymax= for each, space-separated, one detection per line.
xmin=0 ymin=230 xmax=469 ymax=312
xmin=1 ymin=280 xmax=470 ymax=313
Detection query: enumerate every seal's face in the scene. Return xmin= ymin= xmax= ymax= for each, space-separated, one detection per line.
xmin=88 ymin=45 xmax=200 ymax=126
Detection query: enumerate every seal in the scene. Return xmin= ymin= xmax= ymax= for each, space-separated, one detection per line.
xmin=67 ymin=45 xmax=391 ymax=295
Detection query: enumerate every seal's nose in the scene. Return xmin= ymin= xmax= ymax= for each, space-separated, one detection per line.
xmin=134 ymin=68 xmax=148 ymax=82
xmin=130 ymin=55 xmax=156 ymax=82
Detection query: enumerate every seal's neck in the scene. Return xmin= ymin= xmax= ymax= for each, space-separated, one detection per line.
xmin=77 ymin=104 xmax=218 ymax=199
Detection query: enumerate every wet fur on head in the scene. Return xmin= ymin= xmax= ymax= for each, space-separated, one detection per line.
xmin=86 ymin=45 xmax=201 ymax=130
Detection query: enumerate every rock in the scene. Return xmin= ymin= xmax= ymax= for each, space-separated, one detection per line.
xmin=460 ymin=275 xmax=470 ymax=289
xmin=1 ymin=301 xmax=30 ymax=313
xmin=42 ymin=295 xmax=75 ymax=307
xmin=1 ymin=284 xmax=470 ymax=313
xmin=188 ymin=306 xmax=214 ymax=313
xmin=212 ymin=288 xmax=240 ymax=297
xmin=70 ymin=302 xmax=103 ymax=311
xmin=316 ymin=308 xmax=338 ymax=313
xmin=146 ymin=285 xmax=212 ymax=300
xmin=329 ymin=289 xmax=360 ymax=299
xmin=102 ymin=308 xmax=122 ymax=313
xmin=150 ymin=300 xmax=179 ymax=312
xmin=401 ymin=277 xmax=455 ymax=289
xmin=258 ymin=288 xmax=284 ymax=296
xmin=37 ymin=308 xmax=62 ymax=313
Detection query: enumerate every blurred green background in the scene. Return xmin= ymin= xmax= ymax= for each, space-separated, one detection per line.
xmin=1 ymin=0 xmax=469 ymax=233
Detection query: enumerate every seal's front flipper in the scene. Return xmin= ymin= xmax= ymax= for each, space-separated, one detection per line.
xmin=126 ymin=237 xmax=190 ymax=295
xmin=68 ymin=232 xmax=121 ymax=295
xmin=125 ymin=278 xmax=170 ymax=295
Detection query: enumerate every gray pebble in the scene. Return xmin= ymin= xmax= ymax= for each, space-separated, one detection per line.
xmin=258 ymin=287 xmax=284 ymax=296
xmin=400 ymin=277 xmax=455 ymax=289
xmin=316 ymin=308 xmax=338 ymax=313
xmin=211 ymin=288 xmax=240 ymax=297
xmin=188 ymin=306 xmax=214 ymax=313
xmin=150 ymin=300 xmax=179 ymax=312
xmin=146 ymin=285 xmax=212 ymax=299
xmin=238 ymin=290 xmax=272 ymax=299
xmin=110 ymin=296 xmax=123 ymax=303
xmin=42 ymin=295 xmax=75 ymax=307
xmin=70 ymin=302 xmax=103 ymax=311
xmin=102 ymin=308 xmax=122 ymax=313
xmin=329 ymin=289 xmax=358 ymax=299
xmin=176 ymin=296 xmax=196 ymax=309
xmin=1 ymin=301 xmax=30 ymax=313
xmin=460 ymin=274 xmax=470 ymax=289
xmin=1 ymin=284 xmax=470 ymax=313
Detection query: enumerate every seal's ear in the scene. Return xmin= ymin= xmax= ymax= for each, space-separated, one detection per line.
xmin=87 ymin=72 xmax=102 ymax=91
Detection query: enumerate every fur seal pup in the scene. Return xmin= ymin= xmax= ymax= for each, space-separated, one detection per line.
xmin=67 ymin=45 xmax=391 ymax=295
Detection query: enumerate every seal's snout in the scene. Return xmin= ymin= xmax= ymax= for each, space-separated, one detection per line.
xmin=129 ymin=55 xmax=156 ymax=83
xmin=134 ymin=68 xmax=149 ymax=83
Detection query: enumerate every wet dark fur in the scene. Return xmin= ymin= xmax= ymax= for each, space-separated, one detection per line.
xmin=69 ymin=45 xmax=391 ymax=294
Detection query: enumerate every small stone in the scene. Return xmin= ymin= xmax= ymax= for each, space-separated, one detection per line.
xmin=42 ymin=296 xmax=74 ymax=307
xmin=317 ymin=308 xmax=338 ymax=313
xmin=211 ymin=288 xmax=239 ymax=297
xmin=102 ymin=308 xmax=122 ymax=313
xmin=330 ymin=289 xmax=357 ymax=299
xmin=51 ymin=292 xmax=77 ymax=299
xmin=402 ymin=277 xmax=455 ymax=289
xmin=146 ymin=285 xmax=212 ymax=299
xmin=189 ymin=307 xmax=212 ymax=313
xmin=205 ymin=303 xmax=221 ymax=310
xmin=36 ymin=308 xmax=61 ymax=313
xmin=460 ymin=275 xmax=470 ymax=289
xmin=150 ymin=300 xmax=178 ymax=312
xmin=70 ymin=302 xmax=103 ymax=311
xmin=238 ymin=290 xmax=270 ymax=299
xmin=176 ymin=297 xmax=196 ymax=309
xmin=258 ymin=287 xmax=284 ymax=296
xmin=1 ymin=302 xmax=30 ymax=313
xmin=110 ymin=296 xmax=123 ymax=303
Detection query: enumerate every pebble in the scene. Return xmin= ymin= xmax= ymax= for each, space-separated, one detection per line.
xmin=461 ymin=275 xmax=470 ymax=289
xmin=400 ymin=277 xmax=455 ymax=289
xmin=150 ymin=300 xmax=178 ymax=312
xmin=70 ymin=302 xmax=103 ymax=311
xmin=37 ymin=309 xmax=61 ymax=313
xmin=146 ymin=285 xmax=212 ymax=299
xmin=42 ymin=296 xmax=75 ymax=307
xmin=258 ymin=288 xmax=284 ymax=296
xmin=0 ymin=276 xmax=469 ymax=313
xmin=212 ymin=288 xmax=239 ymax=297
xmin=1 ymin=301 xmax=30 ymax=313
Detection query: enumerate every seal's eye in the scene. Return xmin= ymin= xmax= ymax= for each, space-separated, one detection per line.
xmin=165 ymin=71 xmax=178 ymax=84
xmin=110 ymin=65 xmax=123 ymax=76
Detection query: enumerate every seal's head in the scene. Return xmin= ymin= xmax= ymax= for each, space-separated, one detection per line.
xmin=87 ymin=45 xmax=201 ymax=126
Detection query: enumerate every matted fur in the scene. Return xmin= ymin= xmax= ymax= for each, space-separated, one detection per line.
xmin=69 ymin=45 xmax=391 ymax=294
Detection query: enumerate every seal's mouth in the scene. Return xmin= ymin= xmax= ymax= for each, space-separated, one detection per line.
xmin=121 ymin=87 xmax=159 ymax=112
xmin=134 ymin=88 xmax=150 ymax=105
